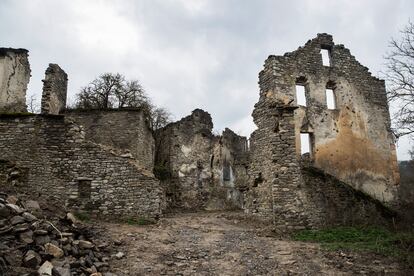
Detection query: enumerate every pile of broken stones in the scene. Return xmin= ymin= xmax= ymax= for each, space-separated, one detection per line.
xmin=0 ymin=193 xmax=118 ymax=276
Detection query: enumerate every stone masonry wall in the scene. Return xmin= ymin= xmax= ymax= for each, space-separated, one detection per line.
xmin=155 ymin=109 xmax=248 ymax=210
xmin=41 ymin=64 xmax=68 ymax=115
xmin=245 ymin=34 xmax=399 ymax=229
xmin=246 ymin=102 xmax=395 ymax=230
xmin=300 ymin=164 xmax=395 ymax=228
xmin=256 ymin=33 xmax=399 ymax=206
xmin=66 ymin=109 xmax=155 ymax=171
xmin=0 ymin=114 xmax=162 ymax=219
xmin=246 ymin=103 xmax=308 ymax=225
xmin=0 ymin=48 xmax=30 ymax=112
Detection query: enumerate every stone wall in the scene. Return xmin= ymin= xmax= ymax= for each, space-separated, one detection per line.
xmin=245 ymin=102 xmax=396 ymax=230
xmin=245 ymin=33 xmax=399 ymax=229
xmin=300 ymin=164 xmax=395 ymax=228
xmin=0 ymin=114 xmax=162 ymax=219
xmin=41 ymin=64 xmax=68 ymax=115
xmin=66 ymin=109 xmax=154 ymax=171
xmin=246 ymin=103 xmax=306 ymax=223
xmin=254 ymin=33 xmax=399 ymax=206
xmin=155 ymin=109 xmax=248 ymax=210
xmin=398 ymin=160 xmax=414 ymax=224
xmin=0 ymin=48 xmax=30 ymax=112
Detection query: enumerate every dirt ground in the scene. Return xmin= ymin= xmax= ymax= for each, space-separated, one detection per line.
xmin=102 ymin=211 xmax=410 ymax=276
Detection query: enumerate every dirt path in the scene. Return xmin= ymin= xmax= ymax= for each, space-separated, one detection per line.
xmin=103 ymin=212 xmax=406 ymax=275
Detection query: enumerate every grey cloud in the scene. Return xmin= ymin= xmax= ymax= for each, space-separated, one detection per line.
xmin=0 ymin=0 xmax=412 ymax=159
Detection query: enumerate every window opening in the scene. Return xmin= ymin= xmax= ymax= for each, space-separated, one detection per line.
xmin=321 ymin=48 xmax=331 ymax=66
xmin=325 ymin=88 xmax=336 ymax=109
xmin=300 ymin=133 xmax=311 ymax=155
xmin=78 ymin=179 xmax=91 ymax=199
xmin=295 ymin=85 xmax=307 ymax=106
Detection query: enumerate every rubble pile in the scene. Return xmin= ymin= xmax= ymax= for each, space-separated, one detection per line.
xmin=0 ymin=193 xmax=115 ymax=276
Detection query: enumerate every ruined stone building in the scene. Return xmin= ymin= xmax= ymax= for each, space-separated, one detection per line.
xmin=155 ymin=109 xmax=248 ymax=210
xmin=245 ymin=34 xmax=399 ymax=230
xmin=0 ymin=49 xmax=162 ymax=220
xmin=0 ymin=34 xmax=401 ymax=229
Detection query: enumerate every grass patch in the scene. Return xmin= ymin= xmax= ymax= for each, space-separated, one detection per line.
xmin=293 ymin=227 xmax=414 ymax=266
xmin=124 ymin=217 xmax=155 ymax=226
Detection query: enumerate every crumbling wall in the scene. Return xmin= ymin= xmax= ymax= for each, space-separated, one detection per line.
xmin=0 ymin=114 xmax=162 ymax=219
xmin=41 ymin=64 xmax=68 ymax=115
xmin=246 ymin=103 xmax=308 ymax=226
xmin=0 ymin=48 xmax=30 ymax=112
xmin=245 ymin=34 xmax=399 ymax=229
xmin=66 ymin=109 xmax=155 ymax=171
xmin=255 ymin=33 xmax=399 ymax=206
xmin=155 ymin=109 xmax=248 ymax=210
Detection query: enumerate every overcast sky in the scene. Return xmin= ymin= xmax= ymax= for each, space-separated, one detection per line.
xmin=1 ymin=0 xmax=413 ymax=159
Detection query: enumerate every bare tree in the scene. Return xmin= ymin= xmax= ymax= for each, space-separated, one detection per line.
xmin=115 ymin=80 xmax=147 ymax=108
xmin=385 ymin=21 xmax=414 ymax=138
xmin=27 ymin=93 xmax=40 ymax=113
xmin=75 ymin=73 xmax=142 ymax=109
xmin=75 ymin=72 xmax=171 ymax=131
xmin=150 ymin=106 xmax=172 ymax=131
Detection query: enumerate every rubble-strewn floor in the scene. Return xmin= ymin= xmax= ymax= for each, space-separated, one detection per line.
xmin=103 ymin=212 xmax=410 ymax=275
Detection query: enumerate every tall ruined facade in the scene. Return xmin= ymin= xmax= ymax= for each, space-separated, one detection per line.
xmin=245 ymin=34 xmax=399 ymax=229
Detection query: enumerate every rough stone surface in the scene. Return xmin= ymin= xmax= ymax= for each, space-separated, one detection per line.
xmin=155 ymin=109 xmax=248 ymax=210
xmin=254 ymin=33 xmax=399 ymax=205
xmin=66 ymin=109 xmax=155 ymax=171
xmin=44 ymin=243 xmax=64 ymax=258
xmin=38 ymin=260 xmax=53 ymax=275
xmin=0 ymin=193 xmax=119 ymax=275
xmin=0 ymin=48 xmax=30 ymax=112
xmin=23 ymin=250 xmax=41 ymax=268
xmin=41 ymin=64 xmax=68 ymax=115
xmin=245 ymin=33 xmax=399 ymax=228
xmin=0 ymin=114 xmax=162 ymax=219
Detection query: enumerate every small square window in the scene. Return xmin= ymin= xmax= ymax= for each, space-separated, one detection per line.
xmin=223 ymin=165 xmax=231 ymax=181
xmin=321 ymin=49 xmax=331 ymax=66
xmin=295 ymin=85 xmax=307 ymax=106
xmin=78 ymin=180 xmax=91 ymax=199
